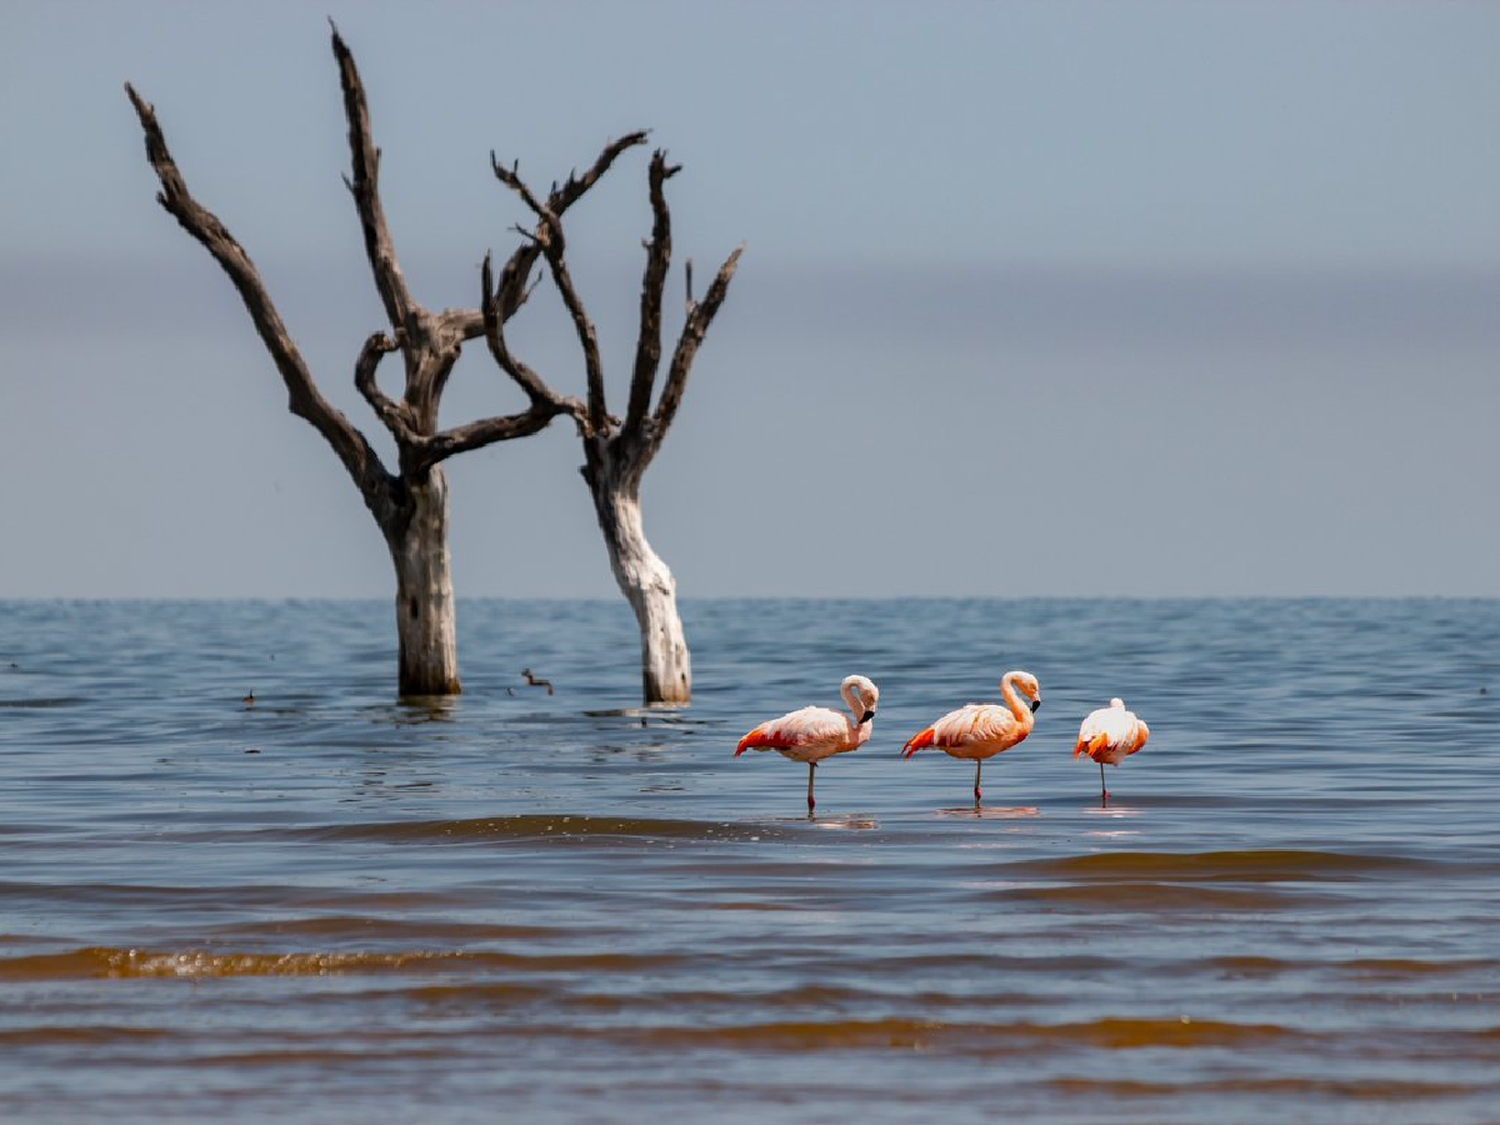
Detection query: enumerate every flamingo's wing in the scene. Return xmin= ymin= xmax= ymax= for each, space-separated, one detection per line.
xmin=1075 ymin=705 xmax=1113 ymax=758
xmin=940 ymin=703 xmax=1022 ymax=747
xmin=1075 ymin=704 xmax=1142 ymax=759
xmin=1128 ymin=718 xmax=1149 ymax=755
xmin=904 ymin=704 xmax=1018 ymax=756
xmin=911 ymin=705 xmax=972 ymax=752
xmin=737 ymin=705 xmax=846 ymax=755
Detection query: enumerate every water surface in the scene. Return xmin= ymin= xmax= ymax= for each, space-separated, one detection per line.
xmin=1 ymin=598 xmax=1497 ymax=1122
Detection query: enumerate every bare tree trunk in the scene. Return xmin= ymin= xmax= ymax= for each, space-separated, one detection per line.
xmin=386 ymin=468 xmax=459 ymax=696
xmin=488 ymin=151 xmax=741 ymax=705
xmin=126 ymin=26 xmax=632 ymax=699
xmin=589 ymin=472 xmax=690 ymax=704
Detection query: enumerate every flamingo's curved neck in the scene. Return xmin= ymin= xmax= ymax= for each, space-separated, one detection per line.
xmin=841 ymin=684 xmax=861 ymax=726
xmin=1000 ymin=675 xmax=1032 ymax=726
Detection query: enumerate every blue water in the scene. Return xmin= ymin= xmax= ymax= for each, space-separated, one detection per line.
xmin=1 ymin=598 xmax=1497 ymax=1123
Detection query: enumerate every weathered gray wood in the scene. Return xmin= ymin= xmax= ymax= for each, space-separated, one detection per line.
xmin=123 ymin=82 xmax=403 ymax=533
xmin=490 ymin=135 xmax=649 ymax=439
xmin=479 ymin=253 xmax=589 ymax=431
xmin=622 ymin=153 xmax=679 ymax=445
xmin=388 ymin=468 xmax=460 ymax=697
xmin=125 ymin=27 xmax=633 ymax=698
xmin=355 ymin=331 xmax=419 ymax=446
xmin=332 ymin=27 xmax=415 ymax=341
xmin=488 ymin=147 xmax=742 ymax=705
xmin=646 ymin=243 xmax=742 ymax=469
xmin=590 ymin=474 xmax=691 ymax=704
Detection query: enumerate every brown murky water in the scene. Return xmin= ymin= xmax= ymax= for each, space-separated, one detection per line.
xmin=2 ymin=598 xmax=1497 ymax=1122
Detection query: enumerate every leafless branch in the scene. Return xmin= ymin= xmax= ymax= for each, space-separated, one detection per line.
xmin=437 ymin=308 xmax=487 ymax=342
xmin=547 ymin=132 xmax=650 ymax=215
xmin=480 ymin=253 xmax=589 ymax=432
xmin=623 ymin=151 xmax=680 ymax=442
xmin=331 ymin=24 xmax=416 ymax=337
xmin=407 ymin=407 xmax=569 ymax=474
xmin=354 ymin=331 xmax=421 ymax=445
xmin=123 ymin=81 xmax=397 ymax=512
xmin=487 ymin=132 xmax=649 ymax=309
xmin=367 ymin=255 xmax=585 ymax=473
xmin=437 ymin=267 xmax=539 ymax=343
xmin=487 ymin=249 xmax=542 ymax=322
xmin=483 ymin=132 xmax=649 ymax=434
xmin=539 ymin=241 xmax=609 ymax=437
xmin=647 ymin=245 xmax=744 ymax=463
xmin=480 ymin=252 xmax=550 ymax=403
xmin=490 ymin=153 xmax=553 ymax=226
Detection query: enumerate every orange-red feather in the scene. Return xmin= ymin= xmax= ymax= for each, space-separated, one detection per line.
xmin=735 ymin=727 xmax=769 ymax=756
xmin=902 ymin=727 xmax=936 ymax=757
xmin=1074 ymin=731 xmax=1112 ymax=760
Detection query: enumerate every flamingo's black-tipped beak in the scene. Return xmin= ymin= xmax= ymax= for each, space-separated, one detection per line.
xmin=1030 ymin=699 xmax=1042 ymax=713
xmin=860 ymin=710 xmax=876 ymax=724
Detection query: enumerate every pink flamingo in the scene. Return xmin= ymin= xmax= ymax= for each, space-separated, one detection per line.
xmin=902 ymin=670 xmax=1041 ymax=804
xmin=736 ymin=675 xmax=880 ymax=812
xmin=1075 ymin=697 xmax=1149 ymax=803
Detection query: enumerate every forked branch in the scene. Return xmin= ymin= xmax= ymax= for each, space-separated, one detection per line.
xmin=541 ymin=238 xmax=608 ymax=436
xmin=479 ymin=253 xmax=588 ymax=432
xmin=485 ymin=138 xmax=741 ymax=475
xmin=331 ymin=23 xmax=415 ymax=336
xmin=490 ymin=156 xmax=553 ymax=228
xmin=546 ymin=132 xmax=651 ymax=216
xmin=123 ymin=81 xmax=394 ymax=508
xmin=410 ymin=409 xmax=572 ymax=470
xmin=623 ymin=151 xmax=680 ymax=441
xmin=485 ymin=132 xmax=651 ymax=434
xmin=355 ymin=254 xmax=590 ymax=475
xmin=648 ymin=245 xmax=744 ymax=464
xmin=354 ymin=332 xmax=419 ymax=445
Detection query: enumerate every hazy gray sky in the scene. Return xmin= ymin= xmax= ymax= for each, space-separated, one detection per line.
xmin=3 ymin=0 xmax=1498 ymax=598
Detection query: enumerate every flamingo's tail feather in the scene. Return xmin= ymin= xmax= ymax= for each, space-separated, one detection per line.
xmin=902 ymin=728 xmax=936 ymax=758
xmin=1075 ymin=731 xmax=1111 ymax=760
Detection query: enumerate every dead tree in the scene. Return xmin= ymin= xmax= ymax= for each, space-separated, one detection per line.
xmin=125 ymin=27 xmax=636 ymax=697
xmin=487 ymin=150 xmax=742 ymax=705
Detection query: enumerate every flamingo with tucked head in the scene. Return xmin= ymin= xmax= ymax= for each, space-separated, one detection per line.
xmin=736 ymin=675 xmax=880 ymax=812
xmin=902 ymin=670 xmax=1041 ymax=804
xmin=1075 ymin=697 xmax=1149 ymax=803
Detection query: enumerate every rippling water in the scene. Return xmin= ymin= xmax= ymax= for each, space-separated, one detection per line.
xmin=1 ymin=598 xmax=1497 ymax=1123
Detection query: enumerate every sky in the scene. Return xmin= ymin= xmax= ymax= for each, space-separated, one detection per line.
xmin=2 ymin=0 xmax=1499 ymax=598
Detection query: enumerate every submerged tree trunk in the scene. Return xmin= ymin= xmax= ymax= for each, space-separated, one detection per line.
xmin=127 ymin=27 xmax=627 ymax=699
xmin=590 ymin=473 xmax=691 ymax=705
xmin=487 ymin=151 xmax=741 ymax=705
xmin=386 ymin=468 xmax=460 ymax=697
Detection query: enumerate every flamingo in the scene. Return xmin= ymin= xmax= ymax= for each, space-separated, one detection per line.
xmin=902 ymin=670 xmax=1041 ymax=804
xmin=1074 ymin=697 xmax=1149 ymax=803
xmin=735 ymin=675 xmax=880 ymax=812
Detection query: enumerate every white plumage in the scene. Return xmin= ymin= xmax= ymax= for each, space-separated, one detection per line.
xmin=1074 ymin=697 xmax=1149 ymax=801
xmin=735 ymin=675 xmax=880 ymax=810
